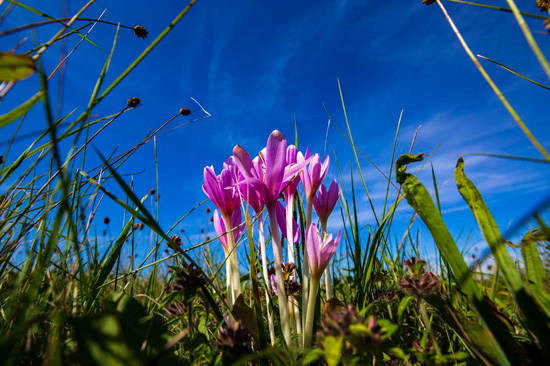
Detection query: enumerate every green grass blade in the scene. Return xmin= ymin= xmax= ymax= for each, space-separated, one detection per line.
xmin=0 ymin=91 xmax=43 ymax=128
xmin=6 ymin=0 xmax=100 ymax=49
xmin=445 ymin=0 xmax=549 ymax=20
xmin=504 ymin=0 xmax=550 ymax=81
xmin=478 ymin=55 xmax=550 ymax=91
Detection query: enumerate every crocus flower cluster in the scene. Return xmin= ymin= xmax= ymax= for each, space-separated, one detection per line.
xmin=202 ymin=130 xmax=341 ymax=349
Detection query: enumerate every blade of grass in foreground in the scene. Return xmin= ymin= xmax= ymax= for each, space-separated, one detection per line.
xmin=477 ymin=55 xmax=550 ymax=91
xmin=435 ymin=0 xmax=550 ymax=163
xmin=83 ymin=150 xmax=223 ymax=322
xmin=396 ymin=153 xmax=520 ymax=366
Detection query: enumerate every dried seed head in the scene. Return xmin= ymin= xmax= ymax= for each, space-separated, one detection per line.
xmin=133 ymin=223 xmax=139 ymax=230
xmin=149 ymin=188 xmax=156 ymax=195
xmin=171 ymin=234 xmax=182 ymax=246
xmin=127 ymin=97 xmax=140 ymax=108
xmin=139 ymin=222 xmax=145 ymax=230
xmin=423 ymin=0 xmax=436 ymax=4
xmin=537 ymin=0 xmax=550 ymax=11
xmin=179 ymin=107 xmax=191 ymax=116
xmin=133 ymin=25 xmax=148 ymax=39
xmin=544 ymin=18 xmax=550 ymax=33
xmin=205 ymin=235 xmax=210 ymax=241
xmin=103 ymin=217 xmax=110 ymax=224
xmin=205 ymin=208 xmax=211 ymax=213
xmin=210 ymin=216 xmax=214 ymax=222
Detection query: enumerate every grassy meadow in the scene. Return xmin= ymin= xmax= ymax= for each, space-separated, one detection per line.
xmin=0 ymin=0 xmax=549 ymax=365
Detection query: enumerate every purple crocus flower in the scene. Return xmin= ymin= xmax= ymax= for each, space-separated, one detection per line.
xmin=306 ymin=223 xmax=341 ymax=280
xmin=232 ymin=130 xmax=312 ymax=210
xmin=313 ymin=179 xmax=340 ymax=226
xmin=299 ymin=152 xmax=330 ymax=201
xmin=213 ymin=209 xmax=244 ymax=253
xmin=283 ymin=145 xmax=301 ymax=199
xmin=202 ymin=165 xmax=241 ymax=219
xmin=275 ymin=201 xmax=300 ymax=244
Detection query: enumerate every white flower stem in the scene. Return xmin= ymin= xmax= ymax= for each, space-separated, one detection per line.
xmin=285 ymin=195 xmax=301 ymax=339
xmin=304 ymin=276 xmax=320 ymax=349
xmin=301 ymin=198 xmax=313 ymax=340
xmin=223 ymin=214 xmax=241 ymax=307
xmin=321 ymin=221 xmax=333 ymax=299
xmin=268 ymin=205 xmax=292 ymax=347
xmin=258 ymin=216 xmax=276 ymax=345
xmin=286 ymin=195 xmax=296 ymax=264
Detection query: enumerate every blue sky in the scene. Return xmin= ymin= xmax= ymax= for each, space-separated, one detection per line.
xmin=1 ymin=0 xmax=549 ymax=264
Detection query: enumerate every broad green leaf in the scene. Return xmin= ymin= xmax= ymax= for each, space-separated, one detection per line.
xmin=0 ymin=52 xmax=35 ymax=81
xmin=520 ymin=229 xmax=547 ymax=291
xmin=323 ymin=336 xmax=344 ymax=366
xmin=396 ymin=153 xmax=519 ymax=366
xmin=455 ymin=157 xmax=550 ymax=355
xmin=0 ymin=91 xmax=43 ymax=128
xmin=73 ymin=315 xmax=141 ymax=366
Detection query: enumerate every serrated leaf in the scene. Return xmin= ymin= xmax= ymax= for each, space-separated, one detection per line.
xmin=0 ymin=52 xmax=35 ymax=81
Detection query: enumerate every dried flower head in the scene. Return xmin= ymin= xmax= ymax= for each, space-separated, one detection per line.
xmin=103 ymin=217 xmax=110 ymax=224
xmin=133 ymin=25 xmax=148 ymax=39
xmin=423 ymin=0 xmax=436 ymax=5
xmin=180 ymin=107 xmax=191 ymax=116
xmin=544 ymin=18 xmax=550 ymax=33
xmin=399 ymin=271 xmax=441 ymax=297
xmin=168 ymin=262 xmax=206 ymax=293
xmin=318 ymin=303 xmax=387 ymax=353
xmin=149 ymin=188 xmax=155 ymax=195
xmin=205 ymin=207 xmax=211 ymax=213
xmin=127 ymin=97 xmax=140 ymax=108
xmin=216 ymin=320 xmax=251 ymax=358
xmin=320 ymin=303 xmax=360 ymax=339
xmin=139 ymin=222 xmax=144 ymax=230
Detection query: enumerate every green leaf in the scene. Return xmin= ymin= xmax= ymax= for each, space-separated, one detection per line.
xmin=74 ymin=293 xmax=180 ymax=366
xmin=520 ymin=229 xmax=547 ymax=291
xmin=0 ymin=52 xmax=35 ymax=81
xmin=396 ymin=154 xmax=521 ymax=366
xmin=231 ymin=294 xmax=259 ymax=339
xmin=73 ymin=315 xmax=142 ymax=366
xmin=302 ymin=348 xmax=324 ymax=364
xmin=455 ymin=157 xmax=550 ymax=355
xmin=323 ymin=336 xmax=344 ymax=366
xmin=397 ymin=296 xmax=413 ymax=324
xmin=0 ymin=91 xmax=43 ymax=128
